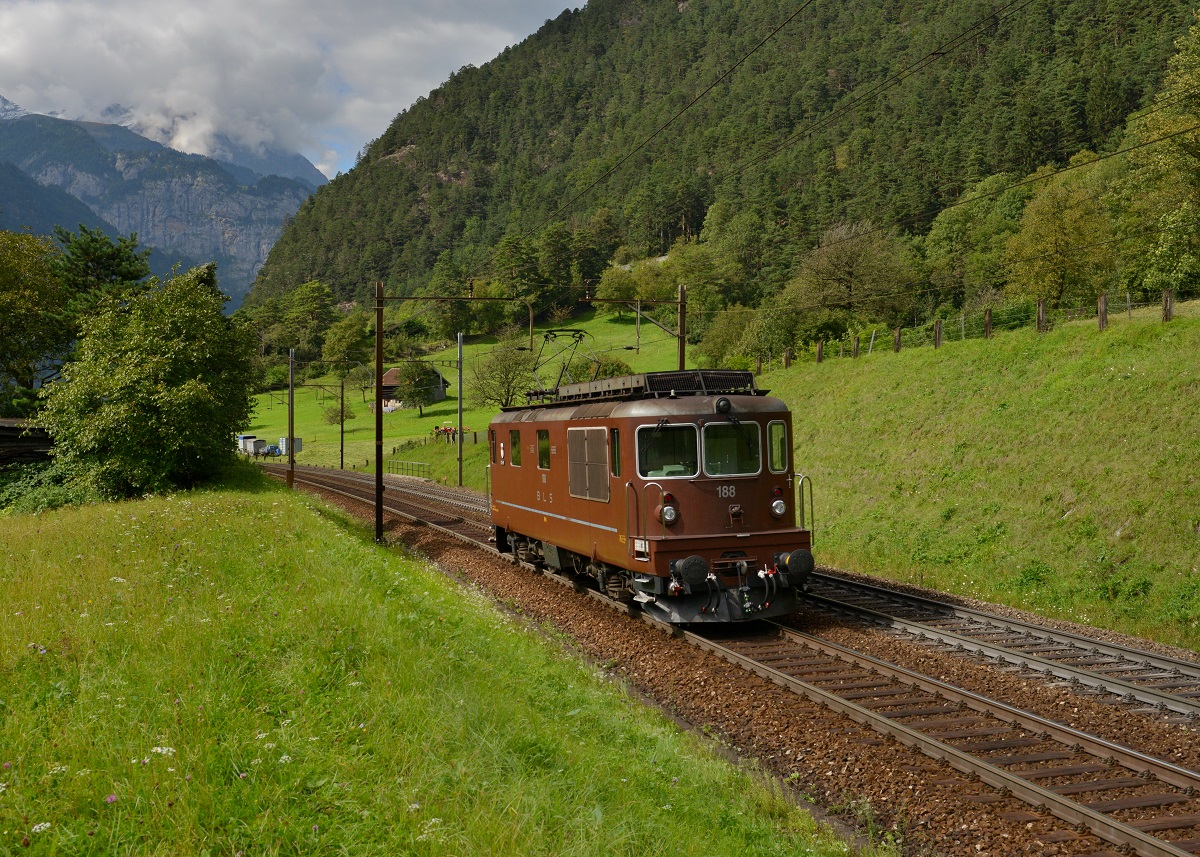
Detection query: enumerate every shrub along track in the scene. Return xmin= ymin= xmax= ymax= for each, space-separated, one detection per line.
xmin=266 ymin=465 xmax=1200 ymax=856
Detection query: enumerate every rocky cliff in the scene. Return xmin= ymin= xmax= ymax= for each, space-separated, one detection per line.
xmin=0 ymin=106 xmax=321 ymax=308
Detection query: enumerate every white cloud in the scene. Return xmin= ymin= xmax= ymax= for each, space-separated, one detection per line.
xmin=0 ymin=0 xmax=572 ymax=176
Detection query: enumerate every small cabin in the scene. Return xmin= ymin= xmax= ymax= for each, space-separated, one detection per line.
xmin=380 ymin=366 xmax=449 ymax=408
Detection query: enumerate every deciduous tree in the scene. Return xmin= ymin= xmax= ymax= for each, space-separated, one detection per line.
xmin=38 ymin=263 xmax=257 ymax=498
xmin=0 ymin=231 xmax=67 ymax=416
xmin=469 ymin=343 xmax=537 ymax=410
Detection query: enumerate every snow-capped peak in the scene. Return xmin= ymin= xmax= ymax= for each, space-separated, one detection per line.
xmin=0 ymin=95 xmax=28 ymax=120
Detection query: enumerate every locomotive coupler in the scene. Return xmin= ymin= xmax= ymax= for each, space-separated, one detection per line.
xmin=700 ymin=572 xmax=720 ymax=614
xmin=757 ymin=565 xmax=778 ymax=607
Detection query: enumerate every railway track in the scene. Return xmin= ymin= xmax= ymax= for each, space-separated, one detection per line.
xmin=267 ymin=465 xmax=1200 ymax=856
xmin=692 ymin=624 xmax=1200 ymax=856
xmin=803 ymin=572 xmax=1200 ymax=721
xmin=261 ymin=463 xmax=492 ymax=543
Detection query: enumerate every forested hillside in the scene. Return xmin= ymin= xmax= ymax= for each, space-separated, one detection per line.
xmin=248 ymin=0 xmax=1199 ymax=365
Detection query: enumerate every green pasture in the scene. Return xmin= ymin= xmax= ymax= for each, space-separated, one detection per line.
xmin=768 ymin=309 xmax=1200 ymax=650
xmin=0 ymin=467 xmax=869 ymax=856
xmin=246 ymin=309 xmax=682 ymax=487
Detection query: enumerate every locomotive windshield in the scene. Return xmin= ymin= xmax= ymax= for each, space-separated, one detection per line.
xmin=702 ymin=422 xmax=761 ymax=476
xmin=637 ymin=424 xmax=699 ymax=478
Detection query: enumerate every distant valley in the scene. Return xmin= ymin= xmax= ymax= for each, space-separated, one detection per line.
xmin=0 ymin=95 xmax=325 ymax=308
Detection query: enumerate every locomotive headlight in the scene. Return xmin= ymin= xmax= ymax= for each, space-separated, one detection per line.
xmin=660 ymin=504 xmax=679 ymax=524
xmin=770 ymin=498 xmax=787 ymax=518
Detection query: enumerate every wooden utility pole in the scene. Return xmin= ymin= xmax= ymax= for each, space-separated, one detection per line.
xmin=677 ymin=284 xmax=687 ymax=370
xmin=287 ymin=348 xmax=295 ymax=489
xmin=374 ymin=281 xmax=384 ymax=543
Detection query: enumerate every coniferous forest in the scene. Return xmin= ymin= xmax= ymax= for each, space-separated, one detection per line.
xmin=244 ymin=0 xmax=1200 ymax=367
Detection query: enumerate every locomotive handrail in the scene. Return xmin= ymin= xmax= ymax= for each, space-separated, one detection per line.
xmin=485 ymin=464 xmax=492 ymax=505
xmin=641 ymin=481 xmax=669 ymax=545
xmin=624 ymin=481 xmax=638 ymax=559
xmin=795 ymin=473 xmax=814 ymax=542
xmin=626 ymin=480 xmax=668 ymax=560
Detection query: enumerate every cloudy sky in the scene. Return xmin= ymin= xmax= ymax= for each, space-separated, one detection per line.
xmin=0 ymin=0 xmax=575 ymax=177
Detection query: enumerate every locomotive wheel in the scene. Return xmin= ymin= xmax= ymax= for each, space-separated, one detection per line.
xmin=514 ymin=535 xmax=540 ymax=565
xmin=603 ymin=571 xmax=632 ymax=603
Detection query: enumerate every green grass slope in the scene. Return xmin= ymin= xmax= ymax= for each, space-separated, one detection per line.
xmin=245 ymin=310 xmax=677 ymax=485
xmin=0 ymin=468 xmax=861 ymax=856
xmin=767 ymin=311 xmax=1200 ymax=650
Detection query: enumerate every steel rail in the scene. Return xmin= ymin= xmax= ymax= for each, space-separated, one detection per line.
xmin=811 ymin=571 xmax=1200 ymax=679
xmin=807 ymin=574 xmax=1200 ymax=718
xmin=685 ymin=624 xmax=1198 ymax=857
xmin=805 ymin=592 xmax=1200 ymax=719
xmin=264 ymin=468 xmax=493 ymax=546
xmin=263 ymin=463 xmax=491 ymax=517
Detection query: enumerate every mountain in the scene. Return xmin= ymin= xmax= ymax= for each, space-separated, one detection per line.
xmin=0 ymin=100 xmax=325 ymax=307
xmin=208 ymin=134 xmax=328 ymax=191
xmin=0 ymin=161 xmax=204 ymax=280
xmin=0 ymin=161 xmax=110 ymax=235
xmin=248 ymin=0 xmax=1198 ymax=310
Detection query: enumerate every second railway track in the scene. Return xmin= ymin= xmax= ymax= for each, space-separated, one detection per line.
xmin=803 ymin=572 xmax=1200 ymax=721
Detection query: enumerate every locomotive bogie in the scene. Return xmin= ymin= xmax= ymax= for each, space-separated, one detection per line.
xmin=488 ymin=370 xmax=813 ymax=624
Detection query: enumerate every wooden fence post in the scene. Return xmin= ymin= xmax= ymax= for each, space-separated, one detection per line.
xmin=755 ymin=356 xmax=762 ymax=375
xmin=934 ymin=319 xmax=943 ymax=349
xmin=1037 ymin=299 xmax=1047 ymax=333
xmin=1098 ymin=294 xmax=1107 ymax=332
xmin=984 ymin=307 xmax=992 ymax=339
xmin=784 ymin=347 xmax=792 ymax=368
xmin=816 ymin=341 xmax=824 ymax=364
xmin=1163 ymin=289 xmax=1175 ymax=322
xmin=1127 ymin=292 xmax=1132 ymax=320
xmin=961 ymin=314 xmax=966 ymax=339
xmin=893 ymin=328 xmax=901 ymax=352
xmin=852 ymin=336 xmax=860 ymax=358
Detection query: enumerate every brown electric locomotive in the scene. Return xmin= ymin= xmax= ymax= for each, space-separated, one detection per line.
xmin=487 ymin=369 xmax=814 ymax=623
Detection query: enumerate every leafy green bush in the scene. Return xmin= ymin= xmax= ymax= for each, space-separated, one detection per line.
xmin=0 ymin=459 xmax=98 ymax=514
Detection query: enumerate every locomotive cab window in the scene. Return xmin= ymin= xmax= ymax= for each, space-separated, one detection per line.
xmin=509 ymin=430 xmax=521 ymax=466
xmin=537 ymin=430 xmax=551 ymax=469
xmin=703 ymin=422 xmax=761 ymax=476
xmin=767 ymin=421 xmax=788 ymax=473
xmin=637 ymin=424 xmax=698 ymax=478
xmin=489 ymin=430 xmax=497 ymax=463
xmin=610 ymin=428 xmax=621 ymax=477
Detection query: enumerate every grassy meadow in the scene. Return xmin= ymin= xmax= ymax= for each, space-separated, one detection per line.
xmin=246 ymin=309 xmax=673 ymax=477
xmin=0 ymin=466 xmax=863 ymax=856
xmin=769 ymin=310 xmax=1200 ymax=650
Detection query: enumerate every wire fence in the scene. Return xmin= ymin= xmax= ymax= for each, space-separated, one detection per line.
xmin=756 ymin=289 xmax=1196 ymax=371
